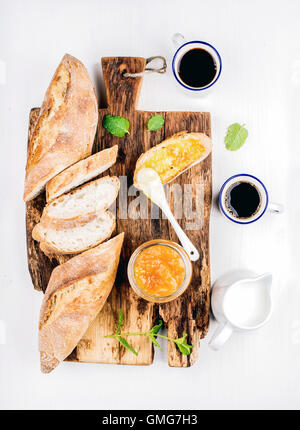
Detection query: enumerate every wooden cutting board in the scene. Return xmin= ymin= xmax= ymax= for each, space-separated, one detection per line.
xmin=26 ymin=57 xmax=212 ymax=367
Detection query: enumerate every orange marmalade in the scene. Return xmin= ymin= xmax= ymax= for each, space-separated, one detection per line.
xmin=142 ymin=137 xmax=206 ymax=184
xmin=133 ymin=244 xmax=186 ymax=297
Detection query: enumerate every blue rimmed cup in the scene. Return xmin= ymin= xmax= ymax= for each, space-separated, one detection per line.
xmin=172 ymin=33 xmax=222 ymax=95
xmin=219 ymin=174 xmax=284 ymax=224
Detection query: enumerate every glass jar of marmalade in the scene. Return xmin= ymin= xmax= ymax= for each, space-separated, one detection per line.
xmin=127 ymin=239 xmax=193 ymax=303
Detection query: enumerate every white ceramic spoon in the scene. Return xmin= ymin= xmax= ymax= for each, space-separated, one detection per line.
xmin=135 ymin=168 xmax=200 ymax=262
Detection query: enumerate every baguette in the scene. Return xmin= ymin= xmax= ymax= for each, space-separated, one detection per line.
xmin=24 ymin=54 xmax=98 ymax=201
xmin=39 ymin=233 xmax=124 ymax=373
xmin=32 ymin=211 xmax=115 ymax=255
xmin=134 ymin=131 xmax=212 ymax=188
xmin=40 ymin=176 xmax=119 ymax=227
xmin=46 ymin=146 xmax=118 ymax=202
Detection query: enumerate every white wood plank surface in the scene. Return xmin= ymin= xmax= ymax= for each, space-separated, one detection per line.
xmin=0 ymin=0 xmax=299 ymax=410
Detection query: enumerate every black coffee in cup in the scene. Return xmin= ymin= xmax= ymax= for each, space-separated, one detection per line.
xmin=225 ymin=182 xmax=261 ymax=219
xmin=178 ymin=48 xmax=217 ymax=88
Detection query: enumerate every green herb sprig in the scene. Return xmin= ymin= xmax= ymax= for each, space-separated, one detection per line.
xmin=105 ymin=309 xmax=193 ymax=356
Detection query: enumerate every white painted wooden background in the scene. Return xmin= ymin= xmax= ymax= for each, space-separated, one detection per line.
xmin=0 ymin=0 xmax=299 ymax=410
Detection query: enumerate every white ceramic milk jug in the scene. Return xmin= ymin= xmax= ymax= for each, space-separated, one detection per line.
xmin=209 ymin=271 xmax=273 ymax=350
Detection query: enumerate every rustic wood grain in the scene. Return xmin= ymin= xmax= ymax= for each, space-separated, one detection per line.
xmin=26 ymin=57 xmax=212 ymax=367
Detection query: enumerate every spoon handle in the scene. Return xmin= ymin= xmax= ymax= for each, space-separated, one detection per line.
xmin=161 ymin=205 xmax=200 ymax=262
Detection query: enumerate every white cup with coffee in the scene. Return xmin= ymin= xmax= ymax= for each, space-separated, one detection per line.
xmin=172 ymin=33 xmax=222 ymax=95
xmin=219 ymin=173 xmax=284 ymax=224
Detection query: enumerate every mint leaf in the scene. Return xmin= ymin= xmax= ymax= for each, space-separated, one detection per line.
xmin=148 ymin=334 xmax=162 ymax=350
xmin=225 ymin=123 xmax=248 ymax=151
xmin=147 ymin=114 xmax=164 ymax=131
xmin=146 ymin=320 xmax=163 ymax=350
xmin=148 ymin=320 xmax=163 ymax=336
xmin=116 ymin=309 xmax=123 ymax=334
xmin=118 ymin=336 xmax=138 ymax=356
xmin=103 ymin=115 xmax=130 ymax=137
xmin=174 ymin=334 xmax=193 ymax=355
xmin=177 ymin=343 xmax=192 ymax=355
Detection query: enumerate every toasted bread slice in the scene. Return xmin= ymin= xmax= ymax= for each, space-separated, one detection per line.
xmin=24 ymin=54 xmax=98 ymax=202
xmin=32 ymin=210 xmax=115 ymax=255
xmin=40 ymin=176 xmax=119 ymax=227
xmin=46 ymin=146 xmax=118 ymax=202
xmin=39 ymin=233 xmax=124 ymax=373
xmin=134 ymin=131 xmax=212 ymax=188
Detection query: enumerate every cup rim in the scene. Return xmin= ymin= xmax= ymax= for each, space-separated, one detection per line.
xmin=218 ymin=173 xmax=269 ymax=225
xmin=172 ymin=40 xmax=222 ymax=91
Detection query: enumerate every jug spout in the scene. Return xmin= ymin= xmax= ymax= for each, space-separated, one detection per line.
xmin=254 ymin=272 xmax=273 ymax=295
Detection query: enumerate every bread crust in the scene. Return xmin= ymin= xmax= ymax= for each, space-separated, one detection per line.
xmin=39 ymin=212 xmax=99 ymax=230
xmin=133 ymin=131 xmax=212 ymax=187
xmin=46 ymin=146 xmax=118 ymax=202
xmin=39 ymin=233 xmax=124 ymax=373
xmin=24 ymin=54 xmax=98 ymax=201
xmin=32 ymin=211 xmax=116 ymax=255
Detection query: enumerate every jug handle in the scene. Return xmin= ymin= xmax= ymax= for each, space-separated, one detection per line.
xmin=172 ymin=33 xmax=186 ymax=49
xmin=209 ymin=323 xmax=233 ymax=350
xmin=268 ymin=202 xmax=284 ymax=214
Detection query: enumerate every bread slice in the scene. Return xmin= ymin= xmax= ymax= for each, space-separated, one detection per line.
xmin=24 ymin=54 xmax=98 ymax=201
xmin=46 ymin=146 xmax=118 ymax=202
xmin=32 ymin=211 xmax=115 ymax=255
xmin=41 ymin=176 xmax=119 ymax=227
xmin=134 ymin=131 xmax=212 ymax=188
xmin=39 ymin=233 xmax=124 ymax=373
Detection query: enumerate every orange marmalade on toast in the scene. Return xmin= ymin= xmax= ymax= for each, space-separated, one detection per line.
xmin=141 ymin=137 xmax=207 ymax=183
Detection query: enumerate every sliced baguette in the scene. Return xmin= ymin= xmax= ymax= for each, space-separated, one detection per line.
xmin=24 ymin=54 xmax=98 ymax=202
xmin=46 ymin=146 xmax=118 ymax=202
xmin=134 ymin=131 xmax=212 ymax=188
xmin=32 ymin=210 xmax=115 ymax=255
xmin=39 ymin=233 xmax=124 ymax=373
xmin=40 ymin=176 xmax=119 ymax=227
